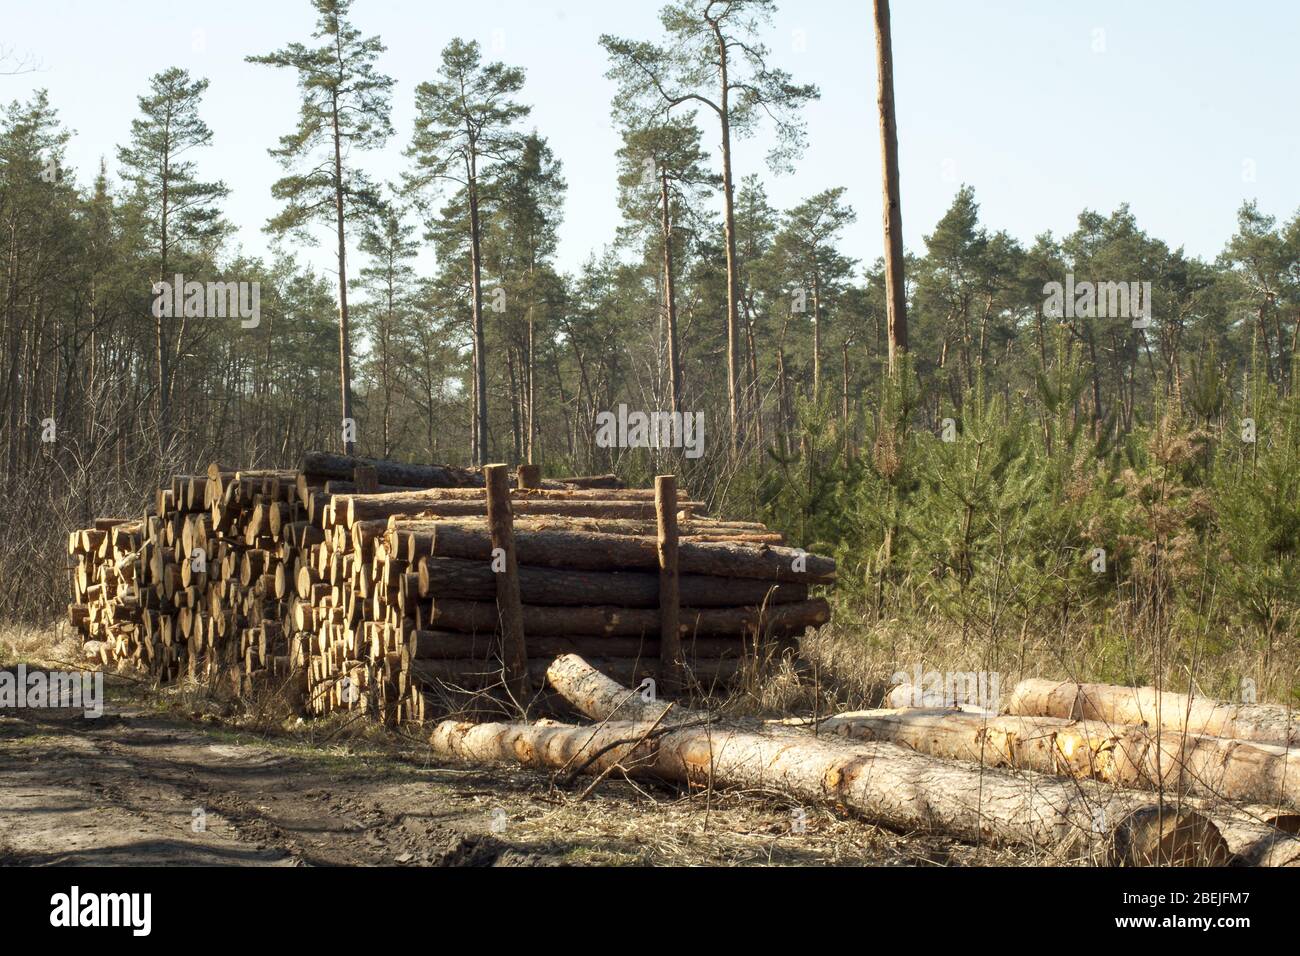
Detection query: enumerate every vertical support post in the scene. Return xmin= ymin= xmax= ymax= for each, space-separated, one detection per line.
xmin=517 ymin=463 xmax=541 ymax=490
xmin=656 ymin=474 xmax=682 ymax=691
xmin=486 ymin=463 xmax=530 ymax=703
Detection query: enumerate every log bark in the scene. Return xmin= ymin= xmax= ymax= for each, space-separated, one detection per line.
xmin=418 ymin=524 xmax=833 ymax=582
xmin=424 ymin=596 xmax=828 ymax=639
xmin=817 ymin=707 xmax=1300 ymax=809
xmin=361 ymin=486 xmax=675 ymax=501
xmin=417 ymin=556 xmax=807 ymax=608
xmin=321 ymin=479 xmax=425 ymax=495
xmin=393 ymin=515 xmax=781 ymax=558
xmin=1008 ymin=678 xmax=1300 ymax=746
xmin=347 ymin=493 xmax=701 ymax=526
xmin=301 ymin=451 xmax=479 ymax=488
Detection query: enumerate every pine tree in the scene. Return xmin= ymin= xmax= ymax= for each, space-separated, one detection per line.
xmin=248 ymin=0 xmax=394 ymax=455
xmin=116 ymin=67 xmax=228 ymax=457
xmin=615 ymin=114 xmax=715 ymax=418
xmin=602 ymin=0 xmax=819 ymax=456
xmin=484 ymin=133 xmax=565 ymax=463
xmin=406 ymin=37 xmax=530 ymax=466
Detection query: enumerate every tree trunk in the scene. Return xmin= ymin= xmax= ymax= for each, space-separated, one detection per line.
xmin=394 ymin=514 xmax=781 ymax=556
xmin=526 ymin=288 xmax=536 ymax=463
xmin=873 ymin=0 xmax=908 ymax=375
xmin=812 ymin=273 xmax=822 ymax=397
xmin=712 ymin=25 xmax=742 ymax=455
xmin=744 ymin=304 xmax=762 ymax=449
xmin=543 ymin=655 xmax=1300 ymax=865
xmin=660 ymin=171 xmax=683 ymax=417
xmin=156 ymin=168 xmax=170 ymax=457
xmin=656 ymin=474 xmax=683 ymax=688
xmin=468 ymin=155 xmax=488 ymax=466
xmin=776 ymin=346 xmax=790 ymax=456
xmin=331 ymin=92 xmax=355 ymax=455
xmin=841 ymin=340 xmax=851 ymax=462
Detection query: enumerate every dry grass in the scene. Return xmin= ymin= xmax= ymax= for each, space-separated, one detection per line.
xmin=0 ymin=619 xmax=86 ymax=670
xmin=739 ymin=594 xmax=1300 ymax=718
xmin=481 ymin=774 xmax=1035 ymax=866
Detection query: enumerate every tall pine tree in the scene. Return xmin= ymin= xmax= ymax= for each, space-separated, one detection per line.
xmin=248 ymin=0 xmax=394 ymax=455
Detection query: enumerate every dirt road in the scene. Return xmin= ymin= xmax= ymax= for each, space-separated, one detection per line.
xmin=0 ymin=681 xmax=1009 ymax=867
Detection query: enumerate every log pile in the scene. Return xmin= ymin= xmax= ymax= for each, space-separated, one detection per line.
xmin=66 ymin=454 xmax=836 ymax=725
xmin=427 ymin=657 xmax=1300 ymax=866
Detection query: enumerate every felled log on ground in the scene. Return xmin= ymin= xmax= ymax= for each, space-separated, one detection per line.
xmin=543 ymin=658 xmax=1300 ymax=868
xmin=1008 ymin=678 xmax=1300 ymax=746
xmin=816 ymin=706 xmax=1300 ymax=809
xmin=431 ymin=718 xmax=1238 ymax=864
xmin=427 ymin=655 xmax=1239 ymax=865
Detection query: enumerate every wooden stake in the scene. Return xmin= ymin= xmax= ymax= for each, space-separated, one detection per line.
xmin=656 ymin=474 xmax=682 ymax=690
xmin=485 ymin=463 xmax=530 ymax=702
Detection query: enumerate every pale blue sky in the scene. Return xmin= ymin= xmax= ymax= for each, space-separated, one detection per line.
xmin=3 ymin=0 xmax=1297 ymax=278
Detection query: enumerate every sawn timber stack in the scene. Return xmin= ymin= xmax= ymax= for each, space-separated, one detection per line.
xmin=66 ymin=454 xmax=835 ymax=724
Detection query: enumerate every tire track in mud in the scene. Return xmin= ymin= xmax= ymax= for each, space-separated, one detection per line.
xmin=0 ymin=706 xmax=551 ymax=866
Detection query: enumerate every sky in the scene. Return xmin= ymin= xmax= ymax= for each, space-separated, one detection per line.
xmin=2 ymin=0 xmax=1298 ymax=280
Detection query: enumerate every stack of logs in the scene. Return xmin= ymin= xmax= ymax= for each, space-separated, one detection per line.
xmin=67 ymin=453 xmax=835 ymax=724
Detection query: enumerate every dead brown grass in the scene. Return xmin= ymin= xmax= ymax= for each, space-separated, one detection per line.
xmin=0 ymin=619 xmax=86 ymax=670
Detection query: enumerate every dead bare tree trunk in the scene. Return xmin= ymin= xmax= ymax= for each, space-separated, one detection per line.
xmin=874 ymin=0 xmax=908 ymax=376
xmin=331 ymin=91 xmax=355 ymax=455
